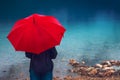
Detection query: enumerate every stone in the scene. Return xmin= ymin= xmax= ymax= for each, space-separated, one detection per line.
xmin=95 ymin=64 xmax=102 ymax=68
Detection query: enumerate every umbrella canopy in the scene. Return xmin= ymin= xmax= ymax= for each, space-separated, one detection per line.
xmin=7 ymin=13 xmax=66 ymax=54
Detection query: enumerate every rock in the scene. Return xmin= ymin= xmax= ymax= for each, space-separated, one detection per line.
xmin=64 ymin=75 xmax=72 ymax=80
xmin=115 ymin=61 xmax=120 ymax=66
xmin=102 ymin=64 xmax=109 ymax=68
xmin=103 ymin=69 xmax=115 ymax=76
xmin=25 ymin=77 xmax=29 ymax=80
xmin=88 ymin=68 xmax=98 ymax=76
xmin=73 ymin=67 xmax=81 ymax=73
xmin=68 ymin=59 xmax=120 ymax=77
xmin=81 ymin=61 xmax=85 ymax=64
xmin=101 ymin=61 xmax=111 ymax=66
xmin=95 ymin=64 xmax=102 ymax=68
xmin=109 ymin=60 xmax=117 ymax=64
xmin=113 ymin=70 xmax=120 ymax=76
xmin=86 ymin=67 xmax=94 ymax=72
xmin=53 ymin=76 xmax=61 ymax=80
xmin=72 ymin=76 xmax=82 ymax=80
xmin=69 ymin=59 xmax=77 ymax=65
xmin=68 ymin=69 xmax=74 ymax=73
xmin=61 ymin=58 xmax=67 ymax=62
xmin=78 ymin=67 xmax=88 ymax=76
xmin=72 ymin=63 xmax=81 ymax=67
xmin=98 ymin=72 xmax=105 ymax=77
xmin=102 ymin=67 xmax=114 ymax=70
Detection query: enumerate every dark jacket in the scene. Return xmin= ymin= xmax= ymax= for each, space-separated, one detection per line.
xmin=25 ymin=47 xmax=58 ymax=75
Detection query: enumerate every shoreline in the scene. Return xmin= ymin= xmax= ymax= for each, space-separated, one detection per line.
xmin=1 ymin=59 xmax=120 ymax=80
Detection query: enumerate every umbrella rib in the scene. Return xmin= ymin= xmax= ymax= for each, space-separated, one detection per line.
xmin=38 ymin=24 xmax=59 ymax=44
xmin=41 ymin=22 xmax=65 ymax=43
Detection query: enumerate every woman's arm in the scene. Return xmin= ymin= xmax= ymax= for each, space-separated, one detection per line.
xmin=49 ymin=47 xmax=58 ymax=59
xmin=25 ymin=52 xmax=33 ymax=59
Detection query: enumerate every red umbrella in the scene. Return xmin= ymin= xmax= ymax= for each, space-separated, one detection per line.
xmin=7 ymin=13 xmax=66 ymax=54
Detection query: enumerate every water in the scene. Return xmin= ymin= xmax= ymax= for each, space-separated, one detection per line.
xmin=0 ymin=13 xmax=120 ymax=77
xmin=0 ymin=23 xmax=26 ymax=69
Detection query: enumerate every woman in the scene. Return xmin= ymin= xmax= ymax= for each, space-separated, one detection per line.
xmin=25 ymin=47 xmax=58 ymax=80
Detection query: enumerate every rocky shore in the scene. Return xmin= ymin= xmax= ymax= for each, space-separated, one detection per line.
xmin=68 ymin=59 xmax=120 ymax=77
xmin=53 ymin=59 xmax=120 ymax=80
xmin=1 ymin=59 xmax=120 ymax=80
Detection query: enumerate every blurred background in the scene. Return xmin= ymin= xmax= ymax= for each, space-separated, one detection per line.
xmin=0 ymin=0 xmax=120 ymax=78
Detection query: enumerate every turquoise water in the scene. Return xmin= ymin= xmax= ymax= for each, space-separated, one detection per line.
xmin=61 ymin=16 xmax=120 ymax=65
xmin=0 ymin=13 xmax=120 ymax=74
